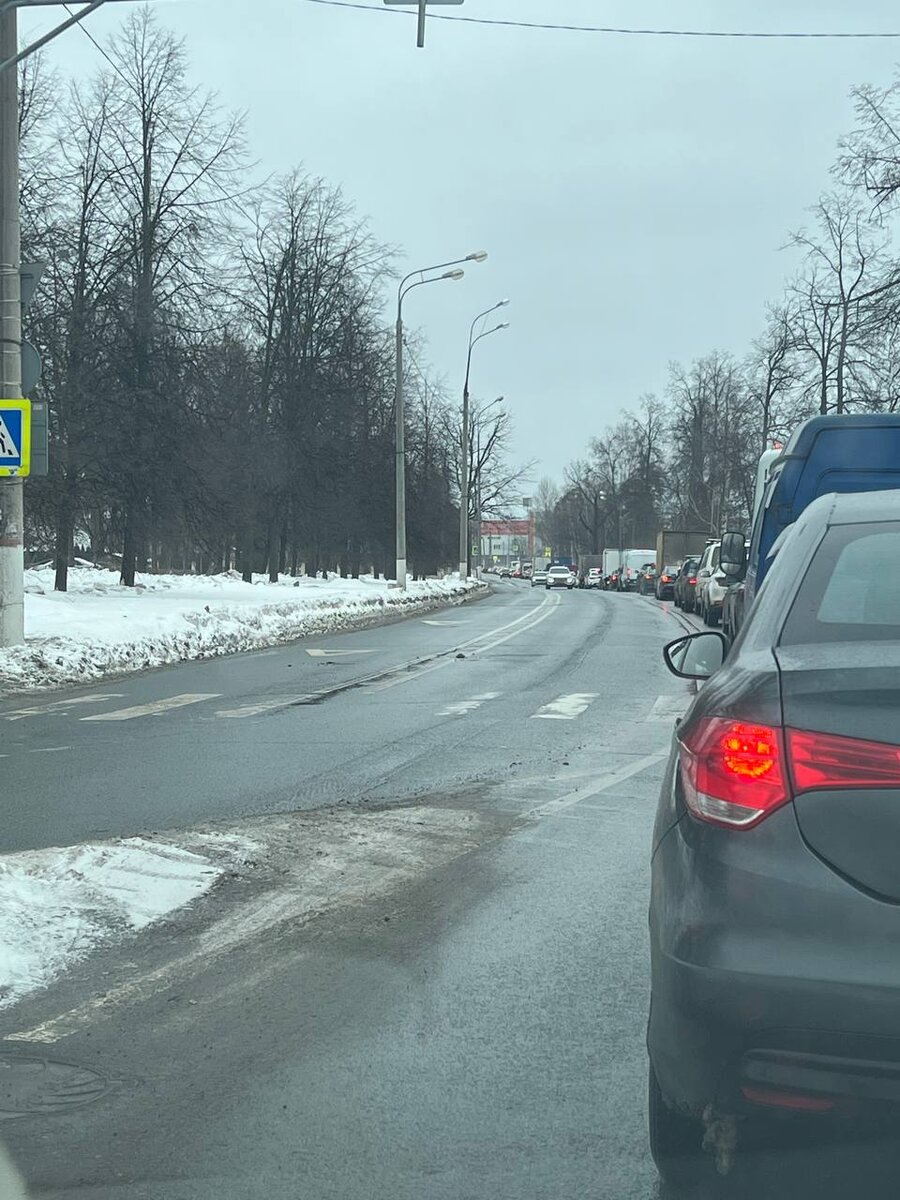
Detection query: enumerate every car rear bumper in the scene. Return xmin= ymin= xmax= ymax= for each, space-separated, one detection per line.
xmin=649 ymin=947 xmax=900 ymax=1116
xmin=650 ymin=809 xmax=900 ymax=1117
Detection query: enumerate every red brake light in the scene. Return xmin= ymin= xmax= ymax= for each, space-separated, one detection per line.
xmin=788 ymin=728 xmax=900 ymax=791
xmin=662 ymin=575 xmax=672 ymax=582
xmin=679 ymin=718 xmax=789 ymax=829
xmin=688 ymin=576 xmax=697 ymax=585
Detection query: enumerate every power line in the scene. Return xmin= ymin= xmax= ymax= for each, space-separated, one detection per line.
xmin=300 ymin=0 xmax=900 ymax=39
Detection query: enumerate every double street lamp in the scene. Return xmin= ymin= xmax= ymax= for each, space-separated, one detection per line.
xmin=394 ymin=251 xmax=487 ymax=590
xmin=459 ymin=302 xmax=509 ymax=579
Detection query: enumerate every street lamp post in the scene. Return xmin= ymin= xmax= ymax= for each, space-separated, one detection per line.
xmin=394 ymin=251 xmax=487 ymax=590
xmin=459 ymin=303 xmax=509 ymax=579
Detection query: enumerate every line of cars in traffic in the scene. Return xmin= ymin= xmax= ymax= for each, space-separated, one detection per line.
xmin=647 ymin=413 xmax=900 ymax=1189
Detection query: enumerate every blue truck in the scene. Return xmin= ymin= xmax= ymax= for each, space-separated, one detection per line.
xmin=720 ymin=413 xmax=900 ymax=637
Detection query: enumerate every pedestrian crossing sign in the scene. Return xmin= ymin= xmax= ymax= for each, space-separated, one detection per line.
xmin=0 ymin=399 xmax=31 ymax=477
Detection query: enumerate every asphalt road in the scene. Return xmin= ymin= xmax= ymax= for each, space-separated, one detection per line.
xmin=3 ymin=585 xmax=898 ymax=1199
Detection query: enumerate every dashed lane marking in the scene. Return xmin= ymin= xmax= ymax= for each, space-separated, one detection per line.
xmin=80 ymin=694 xmax=221 ymax=722
xmin=530 ymin=693 xmax=598 ymax=721
xmin=305 ymin=649 xmax=380 ymax=658
xmin=436 ymin=692 xmax=500 ymax=717
xmin=529 ymin=751 xmax=669 ymax=819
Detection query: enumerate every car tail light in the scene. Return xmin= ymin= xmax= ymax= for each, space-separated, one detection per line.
xmin=689 ymin=576 xmax=697 ymax=585
xmin=662 ymin=575 xmax=672 ymax=582
xmin=788 ymin=728 xmax=900 ymax=791
xmin=679 ymin=718 xmax=789 ymax=829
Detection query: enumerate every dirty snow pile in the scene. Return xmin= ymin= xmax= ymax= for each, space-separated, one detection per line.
xmin=0 ymin=565 xmax=482 ymax=693
xmin=0 ymin=834 xmax=255 ymax=1011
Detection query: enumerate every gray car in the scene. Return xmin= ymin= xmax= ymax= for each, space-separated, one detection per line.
xmin=648 ymin=489 xmax=900 ymax=1188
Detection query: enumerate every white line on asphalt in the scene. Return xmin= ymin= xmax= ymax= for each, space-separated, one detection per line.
xmin=421 ymin=619 xmax=469 ymax=626
xmin=531 ymin=693 xmax=598 ymax=721
xmin=528 ymin=751 xmax=668 ymax=820
xmin=213 ymin=695 xmax=315 ymax=718
xmin=437 ymin=692 xmax=500 ymax=717
xmin=305 ymin=649 xmax=380 ymax=658
xmin=646 ymin=694 xmax=691 ymax=721
xmin=29 ymin=746 xmax=71 ymax=754
xmin=1 ymin=694 xmax=124 ymax=721
xmin=368 ymin=596 xmax=562 ymax=693
xmin=80 ymin=694 xmax=221 ymax=722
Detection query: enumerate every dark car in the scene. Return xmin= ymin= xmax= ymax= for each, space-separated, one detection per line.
xmin=673 ymin=557 xmax=699 ymax=612
xmin=655 ymin=564 xmax=678 ymax=601
xmin=638 ymin=565 xmax=658 ymax=595
xmin=648 ymin=489 xmax=900 ymax=1189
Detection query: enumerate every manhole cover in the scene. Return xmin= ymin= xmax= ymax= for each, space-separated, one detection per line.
xmin=0 ymin=1055 xmax=112 ymax=1119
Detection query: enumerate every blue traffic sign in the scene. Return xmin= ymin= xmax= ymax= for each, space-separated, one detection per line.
xmin=0 ymin=400 xmax=31 ymax=476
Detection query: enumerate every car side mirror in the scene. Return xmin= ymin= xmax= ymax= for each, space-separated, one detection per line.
xmin=720 ymin=530 xmax=747 ymax=579
xmin=663 ymin=631 xmax=728 ymax=680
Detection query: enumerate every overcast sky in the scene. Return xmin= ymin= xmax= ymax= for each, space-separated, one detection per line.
xmin=34 ymin=0 xmax=900 ymax=486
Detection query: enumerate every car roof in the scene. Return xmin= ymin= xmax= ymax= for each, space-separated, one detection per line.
xmin=806 ymin=488 xmax=900 ymax=526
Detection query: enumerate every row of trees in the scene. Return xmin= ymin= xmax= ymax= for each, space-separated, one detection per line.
xmin=21 ymin=11 xmax=519 ymax=590
xmin=538 ymin=73 xmax=900 ymax=560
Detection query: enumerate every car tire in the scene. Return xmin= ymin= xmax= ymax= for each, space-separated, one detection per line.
xmin=648 ymin=1062 xmax=711 ymax=1191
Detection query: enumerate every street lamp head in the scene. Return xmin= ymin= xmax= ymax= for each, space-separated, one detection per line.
xmin=497 ymin=298 xmax=510 ymax=307
xmin=497 ymin=322 xmax=510 ymax=330
xmin=467 ymin=251 xmax=489 ymax=263
xmin=443 ymin=269 xmax=465 ymax=280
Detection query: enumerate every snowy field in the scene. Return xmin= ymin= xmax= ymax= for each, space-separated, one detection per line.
xmin=0 ymin=565 xmax=482 ymax=694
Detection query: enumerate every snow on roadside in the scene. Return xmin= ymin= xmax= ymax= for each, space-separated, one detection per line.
xmin=0 ymin=565 xmax=483 ymax=694
xmin=0 ymin=806 xmax=487 ymax=1017
xmin=0 ymin=835 xmax=256 ymax=1010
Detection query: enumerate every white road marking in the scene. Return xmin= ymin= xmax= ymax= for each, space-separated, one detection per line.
xmin=531 ymin=693 xmax=598 ymax=721
xmin=80 ymin=694 xmax=220 ymax=722
xmin=305 ymin=649 xmax=379 ymax=658
xmin=29 ymin=746 xmax=71 ymax=754
xmin=647 ymin=694 xmax=691 ymax=721
xmin=529 ymin=750 xmax=669 ymax=819
xmin=214 ymin=695 xmax=315 ymax=718
xmin=421 ymin=619 xmax=468 ymax=626
xmin=371 ymin=595 xmax=561 ymax=693
xmin=437 ymin=692 xmax=500 ymax=717
xmin=1 ymin=694 xmax=124 ymax=721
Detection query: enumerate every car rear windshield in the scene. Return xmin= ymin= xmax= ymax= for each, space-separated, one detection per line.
xmin=781 ymin=521 xmax=900 ymax=645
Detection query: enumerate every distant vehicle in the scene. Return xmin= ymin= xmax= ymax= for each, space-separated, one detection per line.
xmin=499 ymin=567 xmax=511 ymax=579
xmin=605 ymin=571 xmax=620 ymax=590
xmin=586 ymin=567 xmax=603 ymax=588
xmin=531 ymin=568 xmax=549 ymax=587
xmin=720 ymin=414 xmax=900 ymax=640
xmin=601 ymin=549 xmax=621 ymax=580
xmin=521 ymin=561 xmax=533 ymax=578
xmin=546 ymin=565 xmax=575 ymax=590
xmin=694 ymin=540 xmax=726 ymax=626
xmin=673 ymin=558 xmax=700 ymax=612
xmin=620 ymin=549 xmax=657 ymax=592
xmin=655 ymin=529 xmax=709 ymax=575
xmin=649 ymin=488 xmax=900 ymax=1189
xmin=638 ymin=564 xmax=658 ymax=595
xmin=655 ymin=565 xmax=678 ymax=601
xmin=576 ymin=554 xmax=604 ymax=588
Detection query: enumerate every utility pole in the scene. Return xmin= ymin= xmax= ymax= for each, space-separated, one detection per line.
xmin=0 ymin=6 xmax=23 ymax=646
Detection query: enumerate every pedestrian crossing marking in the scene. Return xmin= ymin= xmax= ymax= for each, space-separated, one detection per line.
xmin=214 ymin=695 xmax=315 ymax=718
xmin=81 ymin=694 xmax=220 ymax=721
xmin=531 ymin=693 xmax=598 ymax=721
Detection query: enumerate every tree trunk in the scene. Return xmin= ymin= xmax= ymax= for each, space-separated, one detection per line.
xmin=54 ymin=492 xmax=73 ymax=593
xmin=120 ymin=503 xmax=138 ymax=587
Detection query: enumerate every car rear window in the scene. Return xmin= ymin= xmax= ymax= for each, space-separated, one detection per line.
xmin=780 ymin=521 xmax=900 ymax=645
